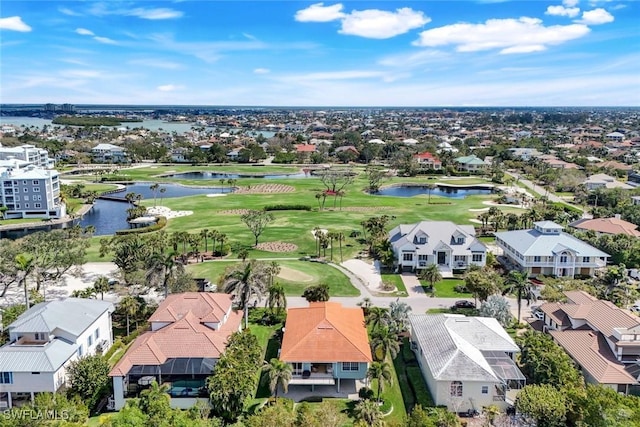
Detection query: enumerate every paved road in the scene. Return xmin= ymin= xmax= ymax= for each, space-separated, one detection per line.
xmin=506 ymin=171 xmax=583 ymax=212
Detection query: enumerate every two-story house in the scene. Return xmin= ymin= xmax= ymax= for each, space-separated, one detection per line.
xmin=389 ymin=221 xmax=487 ymax=273
xmin=91 ymin=143 xmax=127 ymax=163
xmin=495 ymin=221 xmax=609 ymax=277
xmin=539 ymin=291 xmax=639 ymax=393
xmin=454 ymin=155 xmax=486 ymax=173
xmin=109 ymin=293 xmax=242 ymax=410
xmin=0 ymin=299 xmax=114 ymax=409
xmin=280 ymin=302 xmax=372 ymax=395
xmin=413 ymin=152 xmax=442 ymax=170
xmin=409 ymin=314 xmax=526 ymax=413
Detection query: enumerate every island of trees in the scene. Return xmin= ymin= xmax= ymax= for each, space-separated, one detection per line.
xmin=52 ymin=116 xmax=143 ymax=127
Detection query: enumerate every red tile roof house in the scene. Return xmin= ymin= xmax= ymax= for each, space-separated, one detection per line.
xmin=413 ymin=151 xmax=442 ymax=170
xmin=279 ymin=302 xmax=372 ymax=396
xmin=109 ymin=293 xmax=243 ymax=409
xmin=539 ymin=291 xmax=640 ymax=394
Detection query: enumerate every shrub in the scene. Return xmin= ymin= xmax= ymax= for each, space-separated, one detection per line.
xmin=263 ymin=204 xmax=312 ymax=211
xmin=454 ymin=285 xmax=468 ymax=293
xmin=115 ymin=216 xmax=167 ymax=235
xmin=103 ymin=339 xmax=123 ymax=361
xmin=380 ymin=281 xmax=395 ymax=291
xmin=100 ymin=175 xmax=130 ymax=182
xmin=359 ymin=387 xmax=375 ymax=400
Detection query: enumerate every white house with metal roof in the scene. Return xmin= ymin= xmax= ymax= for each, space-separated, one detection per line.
xmin=495 ymin=221 xmax=609 ymax=278
xmin=389 ymin=221 xmax=487 ymax=273
xmin=0 ymin=299 xmax=114 ymax=409
xmin=409 ymin=314 xmax=525 ymax=413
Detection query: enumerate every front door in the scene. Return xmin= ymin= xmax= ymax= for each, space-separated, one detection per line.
xmin=437 ymin=252 xmax=446 ymax=265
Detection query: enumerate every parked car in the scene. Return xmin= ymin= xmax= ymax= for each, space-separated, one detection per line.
xmin=630 ymin=304 xmax=640 ymax=314
xmin=452 ymin=300 xmax=476 ymax=309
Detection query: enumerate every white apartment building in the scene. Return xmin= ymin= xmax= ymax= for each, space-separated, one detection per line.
xmin=0 ymin=161 xmax=65 ymax=219
xmin=0 ymin=299 xmax=115 ymax=409
xmin=495 ymin=221 xmax=609 ymax=277
xmin=0 ymin=144 xmax=54 ymax=169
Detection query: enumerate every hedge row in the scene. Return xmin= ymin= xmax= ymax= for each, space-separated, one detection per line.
xmin=263 ymin=204 xmax=312 ymax=211
xmin=115 ymin=216 xmax=167 ymax=235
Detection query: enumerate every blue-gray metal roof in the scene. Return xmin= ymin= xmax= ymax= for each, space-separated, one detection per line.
xmin=495 ymin=229 xmax=609 ymax=257
xmin=0 ymin=339 xmax=77 ymax=372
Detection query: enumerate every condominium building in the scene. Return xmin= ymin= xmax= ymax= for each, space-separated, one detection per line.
xmin=0 ymin=144 xmax=54 ymax=169
xmin=0 ymin=161 xmax=65 ymax=219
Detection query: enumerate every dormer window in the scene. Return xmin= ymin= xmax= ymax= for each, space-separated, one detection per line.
xmin=457 ymin=237 xmax=464 ymax=244
xmin=419 ymin=237 xmax=426 ymax=244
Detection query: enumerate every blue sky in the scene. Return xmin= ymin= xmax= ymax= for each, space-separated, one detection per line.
xmin=0 ymin=1 xmax=638 ymax=106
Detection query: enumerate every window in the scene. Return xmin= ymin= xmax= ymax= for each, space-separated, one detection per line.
xmin=403 ymin=253 xmax=413 ymax=261
xmin=22 ymin=181 xmax=27 ymax=185
xmin=33 ymin=180 xmax=39 ymax=185
xmin=457 ymin=237 xmax=464 ymax=244
xmin=25 ymin=203 xmax=29 ymax=208
xmin=582 ymin=257 xmax=589 ymax=263
xmin=472 ymin=254 xmax=483 ymax=262
xmin=33 ymin=187 xmax=40 ymax=192
xmin=32 ymin=372 xmax=40 ymax=375
xmin=560 ymin=255 xmax=568 ymax=263
xmin=534 ymin=256 xmax=541 ymax=262
xmin=35 ymin=332 xmax=46 ymax=340
xmin=450 ymin=381 xmax=463 ymax=397
xmin=95 ymin=328 xmax=100 ymax=340
xmin=418 ymin=237 xmax=426 ymax=244
xmin=481 ymin=385 xmax=489 ymax=394
xmin=34 ymin=204 xmax=41 ymax=208
xmin=87 ymin=335 xmax=93 ymax=347
xmin=77 ymin=345 xmax=83 ymax=358
xmin=418 ymin=255 xmax=428 ymax=261
xmin=23 ymin=188 xmax=28 ymax=193
xmin=24 ymin=196 xmax=29 ymax=201
xmin=291 ymin=362 xmax=303 ymax=376
xmin=15 ymin=204 xmax=20 ymax=209
xmin=0 ymin=372 xmax=13 ymax=384
xmin=342 ymin=362 xmax=359 ymax=371
xmin=15 ymin=196 xmax=19 ymax=201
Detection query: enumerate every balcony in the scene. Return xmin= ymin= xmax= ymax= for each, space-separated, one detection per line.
xmin=290 ymin=364 xmax=335 ymax=385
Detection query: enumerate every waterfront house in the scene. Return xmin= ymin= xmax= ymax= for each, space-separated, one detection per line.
xmin=495 ymin=221 xmax=609 ymax=277
xmin=0 ymin=144 xmax=54 ymax=169
xmin=109 ymin=293 xmax=242 ymax=409
xmin=91 ymin=143 xmax=127 ymax=163
xmin=454 ymin=155 xmax=486 ymax=172
xmin=389 ymin=221 xmax=487 ymax=273
xmin=409 ymin=314 xmax=525 ymax=412
xmin=413 ymin=152 xmax=442 ymax=170
xmin=280 ymin=302 xmax=372 ymax=394
xmin=0 ymin=299 xmax=114 ymax=409
xmin=539 ymin=291 xmax=639 ymax=394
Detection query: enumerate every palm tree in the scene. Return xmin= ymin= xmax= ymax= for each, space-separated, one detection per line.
xmin=353 ymin=399 xmax=384 ymax=427
xmin=366 ymin=307 xmax=391 ymax=330
xmin=93 ymin=276 xmax=110 ymax=300
xmin=15 ymin=253 xmax=34 ymax=309
xmin=200 ymin=229 xmax=211 ymax=254
xmin=219 ymin=178 xmax=226 ymax=193
xmin=147 ymin=252 xmax=184 ymax=298
xmin=367 ymin=361 xmax=393 ymax=403
xmin=217 ymin=233 xmax=227 ymax=255
xmin=139 ymin=380 xmax=171 ymax=419
xmin=222 ymin=261 xmax=268 ymax=328
xmin=159 ymin=187 xmax=166 ymax=205
xmin=150 ymin=183 xmax=160 ymax=207
xmin=336 ymin=232 xmax=345 ymax=262
xmin=119 ymin=295 xmax=139 ymax=336
xmin=262 ymin=358 xmax=292 ymax=398
xmin=267 ymin=283 xmax=287 ymax=316
xmin=370 ymin=326 xmax=400 ymax=361
xmin=388 ymin=299 xmax=412 ymax=333
xmin=426 ymin=183 xmax=436 ymax=204
xmin=419 ymin=264 xmax=442 ymax=290
xmin=502 ymin=270 xmax=535 ymax=322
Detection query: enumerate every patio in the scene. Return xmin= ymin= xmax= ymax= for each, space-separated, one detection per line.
xmin=282 ymin=379 xmax=363 ymax=402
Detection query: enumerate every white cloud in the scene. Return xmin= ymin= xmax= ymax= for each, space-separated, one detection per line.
xmin=93 ymin=36 xmax=117 ymax=45
xmin=157 ymin=84 xmax=182 ymax=92
xmin=563 ymin=0 xmax=580 ymax=7
xmin=59 ymin=7 xmax=82 ymax=17
xmin=75 ymin=28 xmax=95 ymax=36
xmin=339 ymin=8 xmax=430 ymax=39
xmin=577 ymin=8 xmax=614 ymax=25
xmin=62 ymin=69 xmax=102 ymax=78
xmin=413 ymin=17 xmax=590 ymax=54
xmin=295 ymin=3 xmax=346 ymax=22
xmin=126 ymin=8 xmax=184 ymax=20
xmin=546 ymin=5 xmax=581 ymax=18
xmin=128 ymin=59 xmax=183 ymax=69
xmin=253 ymin=68 xmax=270 ymax=74
xmin=283 ymin=70 xmax=387 ymax=83
xmin=0 ymin=16 xmax=32 ymax=32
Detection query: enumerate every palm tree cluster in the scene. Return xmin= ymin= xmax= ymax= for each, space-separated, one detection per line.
xmin=365 ymin=299 xmax=411 ymax=362
xmin=311 ymin=228 xmax=346 ymax=261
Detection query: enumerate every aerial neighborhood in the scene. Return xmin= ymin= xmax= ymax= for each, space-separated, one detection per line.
xmin=0 ymin=105 xmax=639 ymax=426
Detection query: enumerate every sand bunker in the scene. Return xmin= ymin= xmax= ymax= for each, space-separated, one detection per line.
xmin=278 ymin=266 xmax=314 ymax=282
xmin=255 ymin=241 xmax=298 ymax=252
xmin=145 ymin=206 xmax=193 ymax=219
xmin=233 ymin=184 xmax=295 ymax=194
xmin=469 ymin=207 xmax=490 ymax=212
xmin=207 ymin=193 xmax=227 ymax=198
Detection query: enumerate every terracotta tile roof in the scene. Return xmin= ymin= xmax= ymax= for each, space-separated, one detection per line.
xmin=564 ymin=290 xmax=598 ymax=305
xmin=295 ymin=144 xmax=317 ymax=153
xmin=280 ymin=302 xmax=372 ymax=363
xmin=109 ymin=294 xmax=243 ymax=377
xmin=148 ymin=292 xmax=233 ymax=324
xmin=540 ymin=302 xmax=571 ymax=327
xmin=569 ymin=217 xmax=640 ymax=237
xmin=550 ymin=330 xmax=636 ymax=384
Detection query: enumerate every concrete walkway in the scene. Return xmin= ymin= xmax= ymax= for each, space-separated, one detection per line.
xmin=400 ymin=273 xmax=425 ymax=298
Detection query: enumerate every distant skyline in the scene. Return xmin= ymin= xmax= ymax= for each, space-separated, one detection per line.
xmin=1 ymin=1 xmax=638 ymax=107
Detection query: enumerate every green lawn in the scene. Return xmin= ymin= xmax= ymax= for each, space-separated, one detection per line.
xmin=187 ymin=259 xmax=359 ymax=297
xmin=369 ymin=353 xmax=407 ymax=424
xmin=380 ymin=273 xmax=408 ymax=297
xmin=420 ymin=278 xmax=472 ymax=298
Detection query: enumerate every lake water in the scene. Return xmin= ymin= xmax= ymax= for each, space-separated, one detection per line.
xmin=168 ymin=171 xmax=312 ymax=180
xmin=0 ymin=183 xmax=222 ymax=239
xmin=0 ymin=117 xmax=276 ymax=137
xmin=375 ymin=185 xmax=493 ymax=198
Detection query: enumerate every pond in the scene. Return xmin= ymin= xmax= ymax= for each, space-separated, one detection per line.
xmin=375 ymin=184 xmax=494 ymax=198
xmin=166 ymin=171 xmax=313 ymax=180
xmin=0 ymin=183 xmax=222 ymax=239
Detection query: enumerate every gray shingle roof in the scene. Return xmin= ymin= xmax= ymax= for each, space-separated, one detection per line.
xmin=409 ymin=314 xmax=520 ymax=382
xmin=494 ymin=229 xmax=609 ymax=257
xmin=9 ymin=298 xmax=114 ymax=337
xmin=0 ymin=339 xmax=77 ymax=372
